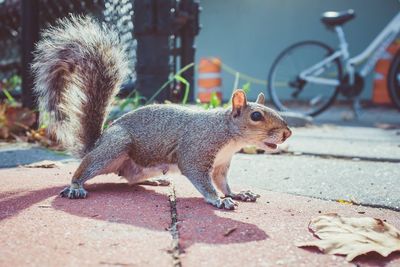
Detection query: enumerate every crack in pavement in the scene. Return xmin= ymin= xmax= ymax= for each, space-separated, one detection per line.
xmin=168 ymin=182 xmax=182 ymax=267
xmin=262 ymin=189 xmax=400 ymax=212
xmin=283 ymin=151 xmax=400 ymax=163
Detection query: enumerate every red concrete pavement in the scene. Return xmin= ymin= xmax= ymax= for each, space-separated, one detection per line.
xmin=0 ymin=163 xmax=172 ymax=266
xmin=0 ymin=162 xmax=399 ymax=266
xmin=173 ymin=176 xmax=400 ymax=267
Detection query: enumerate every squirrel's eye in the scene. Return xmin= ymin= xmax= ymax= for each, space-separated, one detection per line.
xmin=250 ymin=111 xmax=263 ymax=121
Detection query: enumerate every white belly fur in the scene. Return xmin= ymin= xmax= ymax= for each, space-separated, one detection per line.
xmin=122 ymin=163 xmax=180 ymax=185
xmin=122 ymin=141 xmax=243 ymax=184
xmin=213 ymin=140 xmax=244 ymax=168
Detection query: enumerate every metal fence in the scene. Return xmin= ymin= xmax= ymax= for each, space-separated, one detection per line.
xmin=0 ymin=0 xmax=22 ymax=80
xmin=0 ymin=0 xmax=200 ymax=107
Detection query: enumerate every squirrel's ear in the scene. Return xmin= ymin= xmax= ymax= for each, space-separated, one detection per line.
xmin=256 ymin=93 xmax=265 ymax=105
xmin=231 ymin=89 xmax=247 ymax=118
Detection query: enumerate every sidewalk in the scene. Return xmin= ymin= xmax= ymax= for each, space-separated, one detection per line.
xmin=313 ymin=104 xmax=400 ymax=127
xmin=0 ymin=162 xmax=399 ymax=266
xmin=0 ymin=164 xmax=172 ymax=266
xmin=0 ymin=106 xmax=399 ymax=266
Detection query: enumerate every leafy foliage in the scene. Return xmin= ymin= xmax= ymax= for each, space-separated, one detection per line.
xmin=0 ymin=75 xmax=21 ymax=106
xmin=0 ymin=75 xmax=37 ymax=140
xmin=145 ymin=63 xmax=194 ymax=105
xmin=196 ymin=92 xmax=222 ymax=109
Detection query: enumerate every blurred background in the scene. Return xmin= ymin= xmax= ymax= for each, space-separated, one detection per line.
xmin=1 ymin=1 xmax=399 ymax=100
xmin=0 ymin=0 xmax=399 ymax=142
xmin=197 ymin=0 xmax=398 ymax=101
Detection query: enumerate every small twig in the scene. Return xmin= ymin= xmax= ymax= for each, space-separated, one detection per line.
xmin=223 ymin=227 xmax=237 ymax=237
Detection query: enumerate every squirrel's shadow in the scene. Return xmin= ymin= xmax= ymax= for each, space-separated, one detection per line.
xmin=0 ymin=186 xmax=64 ymax=221
xmin=175 ymin=196 xmax=269 ymax=248
xmin=51 ymin=183 xmax=268 ymax=248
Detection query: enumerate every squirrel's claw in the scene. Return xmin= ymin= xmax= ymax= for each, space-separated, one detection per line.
xmin=210 ymin=197 xmax=238 ymax=210
xmin=60 ymin=185 xmax=88 ymax=199
xmin=229 ymin=190 xmax=260 ymax=202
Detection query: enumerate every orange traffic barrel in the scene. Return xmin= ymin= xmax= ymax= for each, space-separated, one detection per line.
xmin=373 ymin=41 xmax=400 ymax=105
xmin=197 ymin=57 xmax=222 ymax=102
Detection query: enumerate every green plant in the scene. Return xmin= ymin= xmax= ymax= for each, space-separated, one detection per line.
xmin=196 ymin=92 xmax=222 ymax=109
xmin=242 ymin=82 xmax=251 ymax=94
xmin=146 ymin=62 xmax=194 ymax=105
xmin=2 ymin=89 xmax=15 ymax=105
xmin=0 ymin=75 xmax=21 ymax=106
xmin=117 ymin=90 xmax=147 ymax=111
xmin=103 ymin=63 xmax=195 ymax=126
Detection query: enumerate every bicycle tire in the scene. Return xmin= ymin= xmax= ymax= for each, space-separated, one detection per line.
xmin=387 ymin=49 xmax=400 ymax=111
xmin=267 ymin=40 xmax=342 ymax=117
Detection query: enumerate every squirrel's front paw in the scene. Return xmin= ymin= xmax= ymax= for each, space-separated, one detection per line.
xmin=209 ymin=197 xmax=238 ymax=210
xmin=60 ymin=184 xmax=88 ymax=199
xmin=229 ymin=190 xmax=260 ymax=202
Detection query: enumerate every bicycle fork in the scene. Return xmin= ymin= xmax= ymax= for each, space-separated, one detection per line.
xmin=337 ymin=25 xmax=366 ymax=119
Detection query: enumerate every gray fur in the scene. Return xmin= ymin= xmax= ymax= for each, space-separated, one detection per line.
xmin=34 ymin=16 xmax=291 ymax=209
xmin=32 ymin=15 xmax=128 ymax=157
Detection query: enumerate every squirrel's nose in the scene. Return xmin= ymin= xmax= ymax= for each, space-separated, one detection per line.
xmin=282 ymin=128 xmax=292 ymax=142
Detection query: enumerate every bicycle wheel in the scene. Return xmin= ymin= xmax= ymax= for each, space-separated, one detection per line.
xmin=267 ymin=41 xmax=342 ymax=116
xmin=388 ymin=49 xmax=400 ymax=111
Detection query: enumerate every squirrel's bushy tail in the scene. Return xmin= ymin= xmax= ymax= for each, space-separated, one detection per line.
xmin=32 ymin=15 xmax=128 ymax=157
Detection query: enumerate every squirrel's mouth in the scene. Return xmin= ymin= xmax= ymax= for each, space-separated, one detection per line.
xmin=264 ymin=142 xmax=277 ymax=149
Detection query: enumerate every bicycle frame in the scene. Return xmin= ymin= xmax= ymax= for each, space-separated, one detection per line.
xmin=299 ymin=11 xmax=400 ymax=87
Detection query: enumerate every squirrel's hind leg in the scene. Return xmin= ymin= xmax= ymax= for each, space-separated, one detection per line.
xmin=61 ymin=144 xmax=130 ymax=199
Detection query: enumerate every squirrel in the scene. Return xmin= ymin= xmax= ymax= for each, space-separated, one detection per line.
xmin=32 ymin=16 xmax=292 ymax=210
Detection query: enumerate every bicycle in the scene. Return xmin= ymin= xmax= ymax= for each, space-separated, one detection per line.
xmin=267 ymin=9 xmax=400 ymax=116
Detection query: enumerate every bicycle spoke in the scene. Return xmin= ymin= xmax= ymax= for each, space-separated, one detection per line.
xmin=267 ymin=41 xmax=341 ymax=116
xmin=310 ymin=95 xmax=324 ymax=107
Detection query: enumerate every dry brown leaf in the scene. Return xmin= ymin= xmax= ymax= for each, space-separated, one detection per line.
xmin=337 ymin=199 xmax=353 ymax=205
xmin=240 ymin=144 xmax=289 ymax=155
xmin=296 ymin=213 xmax=400 ymax=261
xmin=0 ymin=103 xmax=36 ymax=139
xmin=374 ymin=123 xmax=400 ymax=130
xmin=25 ymin=128 xmax=63 ymax=150
xmin=241 ymin=146 xmax=259 ymax=154
xmin=23 ymin=160 xmax=62 ymax=169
